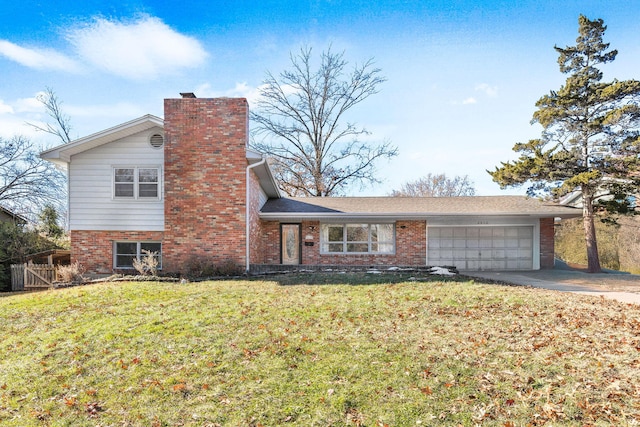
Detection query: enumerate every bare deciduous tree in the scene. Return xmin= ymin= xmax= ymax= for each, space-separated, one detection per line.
xmin=0 ymin=135 xmax=65 ymax=214
xmin=390 ymin=173 xmax=476 ymax=197
xmin=251 ymin=46 xmax=398 ymax=196
xmin=26 ymin=87 xmax=73 ymax=144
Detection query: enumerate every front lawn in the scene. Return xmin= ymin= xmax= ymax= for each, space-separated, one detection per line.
xmin=1 ymin=274 xmax=639 ymax=426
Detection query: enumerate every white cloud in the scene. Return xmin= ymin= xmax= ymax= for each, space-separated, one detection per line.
xmin=0 ymin=100 xmax=14 ymax=114
xmin=15 ymin=93 xmax=46 ymax=113
xmin=475 ymin=83 xmax=498 ymax=97
xmin=0 ymin=115 xmax=46 ymax=140
xmin=0 ymin=94 xmax=52 ymax=141
xmin=0 ymin=40 xmax=81 ymax=72
xmin=66 ymin=15 xmax=208 ymax=80
xmin=462 ymin=97 xmax=477 ymax=105
xmin=195 ymin=82 xmax=264 ymax=106
xmin=225 ymin=82 xmax=263 ymax=105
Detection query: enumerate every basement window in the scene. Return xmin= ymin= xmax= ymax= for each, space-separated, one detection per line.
xmin=114 ymin=242 xmax=162 ymax=269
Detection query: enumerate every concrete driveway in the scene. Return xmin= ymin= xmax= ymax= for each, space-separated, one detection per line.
xmin=465 ymin=262 xmax=640 ymax=305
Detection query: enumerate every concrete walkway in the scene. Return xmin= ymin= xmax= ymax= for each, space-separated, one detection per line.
xmin=465 ymin=269 xmax=640 ymax=305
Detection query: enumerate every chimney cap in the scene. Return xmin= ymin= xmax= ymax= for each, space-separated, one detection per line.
xmin=180 ymin=92 xmax=196 ymax=98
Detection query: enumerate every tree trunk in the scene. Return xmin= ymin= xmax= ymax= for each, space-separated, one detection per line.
xmin=582 ymin=193 xmax=602 ymax=273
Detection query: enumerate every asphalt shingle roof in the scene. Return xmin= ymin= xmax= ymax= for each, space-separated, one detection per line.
xmin=261 ymin=196 xmax=581 ymax=218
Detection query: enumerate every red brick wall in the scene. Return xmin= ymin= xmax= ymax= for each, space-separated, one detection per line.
xmin=540 ymin=218 xmax=555 ymax=269
xmin=163 ymin=97 xmax=249 ymax=273
xmin=256 ymin=220 xmax=427 ymax=267
xmin=71 ymin=230 xmax=164 ymax=276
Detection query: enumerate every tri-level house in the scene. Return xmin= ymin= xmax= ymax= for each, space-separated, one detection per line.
xmin=41 ymin=94 xmax=580 ymax=277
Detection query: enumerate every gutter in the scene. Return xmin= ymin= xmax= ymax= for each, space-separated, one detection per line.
xmin=258 ymin=212 xmax=582 ymax=221
xmin=246 ymin=157 xmax=267 ymax=273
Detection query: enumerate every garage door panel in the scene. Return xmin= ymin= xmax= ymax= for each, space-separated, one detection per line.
xmin=479 ymin=238 xmax=493 ymax=247
xmin=428 ymin=226 xmax=534 ymax=271
xmin=492 ymin=260 xmax=506 ymax=270
xmin=505 ymin=239 xmax=519 ymax=248
xmin=479 ymin=229 xmax=493 ymax=238
xmin=505 ymin=229 xmax=518 ymax=238
xmin=466 ymin=260 xmax=480 ymax=270
xmin=492 ymin=249 xmax=506 ymax=258
xmin=520 ymin=249 xmax=533 ymax=258
xmin=453 ymin=249 xmax=466 ymax=258
xmin=454 ymin=240 xmax=467 ymax=248
xmin=479 ymin=260 xmax=493 ymax=270
xmin=492 ymin=239 xmax=505 ymax=248
xmin=506 ymin=260 xmax=520 ymax=269
xmin=440 ymin=228 xmax=453 ymax=238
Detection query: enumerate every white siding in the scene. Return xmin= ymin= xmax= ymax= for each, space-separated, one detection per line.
xmin=69 ymin=128 xmax=164 ymax=231
xmin=258 ymin=186 xmax=268 ymax=209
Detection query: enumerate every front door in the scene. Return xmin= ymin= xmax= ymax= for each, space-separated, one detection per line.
xmin=281 ymin=224 xmax=301 ymax=265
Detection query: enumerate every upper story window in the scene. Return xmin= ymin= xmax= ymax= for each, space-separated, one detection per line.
xmin=320 ymin=223 xmax=395 ymax=254
xmin=114 ymin=167 xmax=160 ymax=199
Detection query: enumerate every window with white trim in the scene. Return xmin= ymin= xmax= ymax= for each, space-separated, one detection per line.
xmin=114 ymin=167 xmax=160 ymax=199
xmin=114 ymin=242 xmax=162 ymax=269
xmin=320 ymin=223 xmax=395 ymax=254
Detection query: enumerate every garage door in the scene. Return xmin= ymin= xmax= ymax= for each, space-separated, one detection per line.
xmin=427 ymin=226 xmax=533 ymax=271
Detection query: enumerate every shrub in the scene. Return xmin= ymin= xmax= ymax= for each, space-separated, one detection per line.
xmin=56 ymin=261 xmax=85 ymax=283
xmin=182 ymin=255 xmax=242 ymax=279
xmin=132 ymin=250 xmax=159 ymax=276
xmin=216 ymin=259 xmax=243 ymax=276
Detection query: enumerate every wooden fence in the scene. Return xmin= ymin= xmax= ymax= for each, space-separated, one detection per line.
xmin=11 ymin=263 xmax=56 ymax=291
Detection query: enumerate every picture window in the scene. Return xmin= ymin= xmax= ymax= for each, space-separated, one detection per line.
xmin=320 ymin=223 xmax=395 ymax=254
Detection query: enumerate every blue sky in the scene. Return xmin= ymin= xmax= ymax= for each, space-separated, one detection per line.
xmin=1 ymin=0 xmax=639 ymax=195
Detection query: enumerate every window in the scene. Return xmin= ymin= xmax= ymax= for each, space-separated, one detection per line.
xmin=321 ymin=223 xmax=395 ymax=254
xmin=114 ymin=242 xmax=162 ymax=269
xmin=114 ymin=167 xmax=159 ymax=199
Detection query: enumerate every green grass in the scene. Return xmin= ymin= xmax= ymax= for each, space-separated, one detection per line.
xmin=1 ymin=274 xmax=640 ymax=426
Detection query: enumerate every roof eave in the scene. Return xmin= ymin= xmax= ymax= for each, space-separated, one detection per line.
xmin=40 ymin=114 xmax=164 ymax=161
xmin=260 ymin=211 xmax=582 ymax=221
xmin=247 ymin=154 xmax=281 ymax=199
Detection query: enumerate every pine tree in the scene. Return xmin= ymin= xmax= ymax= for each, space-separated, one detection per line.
xmin=490 ymin=15 xmax=640 ymax=273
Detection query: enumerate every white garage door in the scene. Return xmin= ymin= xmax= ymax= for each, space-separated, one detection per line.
xmin=427 ymin=226 xmax=534 ymax=271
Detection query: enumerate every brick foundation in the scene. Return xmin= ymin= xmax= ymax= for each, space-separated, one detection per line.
xmin=71 ymin=230 xmax=164 ymax=276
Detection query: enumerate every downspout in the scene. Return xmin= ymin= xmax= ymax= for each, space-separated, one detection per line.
xmin=246 ymin=158 xmax=267 ymax=274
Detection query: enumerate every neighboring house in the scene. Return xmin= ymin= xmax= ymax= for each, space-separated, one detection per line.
xmin=560 ymin=187 xmax=637 ymax=211
xmin=0 ymin=206 xmax=27 ymax=225
xmin=41 ymin=95 xmax=581 ymax=276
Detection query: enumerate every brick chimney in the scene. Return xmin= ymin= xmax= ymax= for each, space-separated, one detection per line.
xmin=162 ymin=96 xmax=249 ymax=273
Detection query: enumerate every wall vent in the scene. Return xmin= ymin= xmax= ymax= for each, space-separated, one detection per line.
xmin=149 ymin=134 xmax=164 ymax=148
